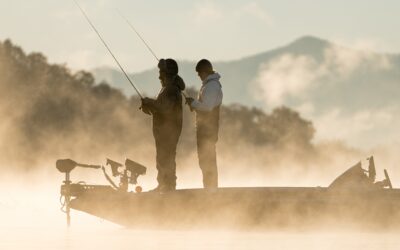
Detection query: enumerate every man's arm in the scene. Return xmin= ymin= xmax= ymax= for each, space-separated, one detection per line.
xmin=143 ymin=88 xmax=178 ymax=114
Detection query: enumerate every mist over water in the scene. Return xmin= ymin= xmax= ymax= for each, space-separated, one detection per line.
xmin=2 ymin=149 xmax=400 ymax=250
xmin=0 ymin=183 xmax=398 ymax=250
xmin=1 ymin=182 xmax=400 ymax=250
xmin=1 ymin=39 xmax=400 ymax=249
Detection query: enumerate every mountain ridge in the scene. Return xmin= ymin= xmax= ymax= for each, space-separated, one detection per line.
xmin=92 ymin=35 xmax=400 ymax=113
xmin=92 ymin=35 xmax=400 ymax=147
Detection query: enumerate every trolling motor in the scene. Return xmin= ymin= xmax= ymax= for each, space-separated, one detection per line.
xmin=56 ymin=159 xmax=101 ymax=227
xmin=57 ymin=158 xmax=147 ymax=226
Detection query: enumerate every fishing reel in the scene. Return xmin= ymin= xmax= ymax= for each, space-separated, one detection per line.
xmin=104 ymin=158 xmax=147 ymax=192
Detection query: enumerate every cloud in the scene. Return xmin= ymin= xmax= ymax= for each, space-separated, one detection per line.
xmin=253 ymin=44 xmax=393 ymax=107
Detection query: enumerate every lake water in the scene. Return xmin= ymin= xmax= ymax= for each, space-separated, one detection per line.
xmin=2 ymin=224 xmax=400 ymax=250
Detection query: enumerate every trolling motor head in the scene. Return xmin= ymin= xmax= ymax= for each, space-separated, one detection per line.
xmin=56 ymin=159 xmax=101 ymax=174
xmin=56 ymin=159 xmax=77 ymax=173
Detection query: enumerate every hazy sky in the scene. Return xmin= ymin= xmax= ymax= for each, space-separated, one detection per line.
xmin=1 ymin=0 xmax=399 ymax=72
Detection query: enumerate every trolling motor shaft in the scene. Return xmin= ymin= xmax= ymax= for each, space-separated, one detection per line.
xmin=57 ymin=159 xmax=101 ymax=227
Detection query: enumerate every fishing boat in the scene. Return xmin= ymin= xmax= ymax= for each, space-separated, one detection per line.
xmin=57 ymin=156 xmax=400 ymax=229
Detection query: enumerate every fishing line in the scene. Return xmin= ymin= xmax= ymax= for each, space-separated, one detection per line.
xmin=118 ymin=8 xmax=190 ymax=99
xmin=72 ymin=0 xmax=144 ymax=99
xmin=117 ymin=9 xmax=159 ymax=62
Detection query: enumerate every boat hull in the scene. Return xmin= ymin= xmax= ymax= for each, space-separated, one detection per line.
xmin=70 ymin=187 xmax=400 ymax=229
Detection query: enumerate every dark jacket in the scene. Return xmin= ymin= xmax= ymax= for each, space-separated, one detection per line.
xmin=145 ymin=75 xmax=185 ymax=139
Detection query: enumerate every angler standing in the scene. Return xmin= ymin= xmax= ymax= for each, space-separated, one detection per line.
xmin=186 ymin=59 xmax=223 ymax=189
xmin=141 ymin=59 xmax=185 ymax=192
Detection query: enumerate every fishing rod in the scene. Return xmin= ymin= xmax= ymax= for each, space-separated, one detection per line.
xmin=117 ymin=9 xmax=159 ymax=62
xmin=117 ymin=10 xmax=189 ymax=99
xmin=72 ymin=0 xmax=144 ymax=99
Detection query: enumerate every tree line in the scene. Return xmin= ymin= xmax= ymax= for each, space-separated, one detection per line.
xmin=0 ymin=39 xmax=315 ymax=170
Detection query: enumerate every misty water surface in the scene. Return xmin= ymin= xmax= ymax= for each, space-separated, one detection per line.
xmin=1 ymin=179 xmax=400 ymax=250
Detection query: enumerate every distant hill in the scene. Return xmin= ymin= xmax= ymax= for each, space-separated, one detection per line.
xmin=92 ymin=36 xmax=331 ymax=104
xmin=92 ymin=36 xmax=400 ymax=113
xmin=93 ymin=36 xmax=400 ymax=148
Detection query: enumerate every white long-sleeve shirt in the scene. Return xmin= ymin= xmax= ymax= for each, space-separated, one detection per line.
xmin=191 ymin=73 xmax=223 ymax=111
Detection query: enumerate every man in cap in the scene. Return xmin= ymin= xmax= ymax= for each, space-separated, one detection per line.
xmin=185 ymin=59 xmax=223 ymax=189
xmin=141 ymin=58 xmax=185 ymax=192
